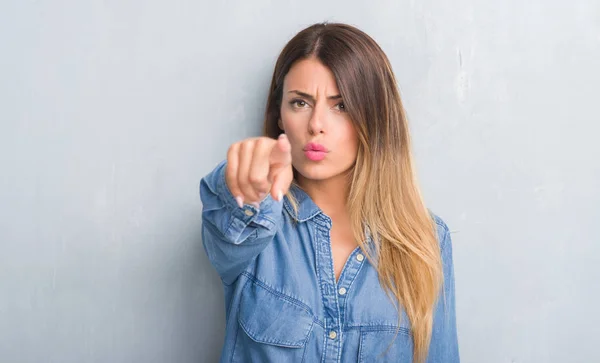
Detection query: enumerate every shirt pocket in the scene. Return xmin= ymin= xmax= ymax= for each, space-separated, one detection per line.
xmin=235 ymin=279 xmax=315 ymax=362
xmin=358 ymin=327 xmax=413 ymax=363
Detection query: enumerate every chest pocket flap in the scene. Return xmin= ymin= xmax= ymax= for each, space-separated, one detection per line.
xmin=238 ymin=279 xmax=315 ymax=348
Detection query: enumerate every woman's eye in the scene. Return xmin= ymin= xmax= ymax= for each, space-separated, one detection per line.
xmin=291 ymin=100 xmax=307 ymax=108
xmin=335 ymin=102 xmax=346 ymax=111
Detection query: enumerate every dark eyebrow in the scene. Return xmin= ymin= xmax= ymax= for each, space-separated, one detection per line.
xmin=287 ymin=90 xmax=342 ymax=102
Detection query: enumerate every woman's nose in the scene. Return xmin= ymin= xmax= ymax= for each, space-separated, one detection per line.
xmin=308 ymin=106 xmax=325 ymax=135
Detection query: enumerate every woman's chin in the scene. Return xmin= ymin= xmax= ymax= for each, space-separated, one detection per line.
xmin=294 ymin=163 xmax=350 ymax=183
xmin=294 ymin=164 xmax=330 ymax=181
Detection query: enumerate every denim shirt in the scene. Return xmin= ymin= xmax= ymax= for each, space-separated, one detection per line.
xmin=200 ymin=160 xmax=460 ymax=363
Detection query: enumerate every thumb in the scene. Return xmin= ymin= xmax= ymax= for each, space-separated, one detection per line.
xmin=270 ymin=163 xmax=293 ymax=202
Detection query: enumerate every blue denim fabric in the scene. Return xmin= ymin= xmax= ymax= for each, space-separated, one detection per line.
xmin=200 ymin=160 xmax=459 ymax=362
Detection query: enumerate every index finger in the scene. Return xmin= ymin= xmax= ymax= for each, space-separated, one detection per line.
xmin=269 ymin=134 xmax=292 ymax=169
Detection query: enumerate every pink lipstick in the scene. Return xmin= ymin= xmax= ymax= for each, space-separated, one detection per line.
xmin=303 ymin=142 xmax=328 ymax=161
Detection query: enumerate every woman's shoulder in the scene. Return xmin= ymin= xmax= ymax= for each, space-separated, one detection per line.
xmin=428 ymin=210 xmax=452 ymax=251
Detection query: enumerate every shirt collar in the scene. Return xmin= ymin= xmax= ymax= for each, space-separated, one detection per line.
xmin=283 ymin=183 xmax=323 ymax=222
xmin=283 ymin=184 xmax=376 ymax=251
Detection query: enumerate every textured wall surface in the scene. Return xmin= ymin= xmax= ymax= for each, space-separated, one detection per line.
xmin=1 ymin=1 xmax=598 ymax=362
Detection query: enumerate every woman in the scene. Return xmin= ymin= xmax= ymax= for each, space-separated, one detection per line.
xmin=200 ymin=22 xmax=459 ymax=363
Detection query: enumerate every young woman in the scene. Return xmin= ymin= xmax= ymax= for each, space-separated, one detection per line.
xmin=200 ymin=22 xmax=459 ymax=363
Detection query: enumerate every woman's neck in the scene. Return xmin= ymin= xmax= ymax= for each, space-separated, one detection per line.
xmin=297 ymin=173 xmax=350 ymax=220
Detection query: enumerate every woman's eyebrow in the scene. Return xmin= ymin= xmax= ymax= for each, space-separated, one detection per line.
xmin=288 ymin=90 xmax=342 ymax=102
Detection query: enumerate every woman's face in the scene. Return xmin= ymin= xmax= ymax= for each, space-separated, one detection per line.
xmin=278 ymin=57 xmax=359 ymax=183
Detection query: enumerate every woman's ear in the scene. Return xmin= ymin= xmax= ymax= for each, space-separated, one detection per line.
xmin=278 ymin=118 xmax=284 ymax=131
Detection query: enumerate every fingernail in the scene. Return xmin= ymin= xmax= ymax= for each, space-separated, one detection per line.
xmin=235 ymin=196 xmax=244 ymax=208
xmin=279 ymin=133 xmax=286 ymax=139
xmin=277 ymin=190 xmax=283 ymax=202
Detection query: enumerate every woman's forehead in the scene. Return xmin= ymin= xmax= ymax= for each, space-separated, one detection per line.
xmin=283 ymin=59 xmax=340 ymax=96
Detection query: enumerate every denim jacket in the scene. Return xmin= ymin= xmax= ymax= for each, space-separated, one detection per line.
xmin=200 ymin=160 xmax=460 ymax=362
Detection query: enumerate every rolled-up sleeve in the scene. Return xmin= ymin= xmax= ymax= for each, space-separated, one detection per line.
xmin=200 ymin=160 xmax=283 ymax=285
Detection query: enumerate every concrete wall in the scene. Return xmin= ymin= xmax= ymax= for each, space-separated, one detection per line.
xmin=1 ymin=1 xmax=598 ymax=362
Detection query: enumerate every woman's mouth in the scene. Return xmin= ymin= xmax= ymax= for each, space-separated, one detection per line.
xmin=303 ymin=143 xmax=328 ymax=161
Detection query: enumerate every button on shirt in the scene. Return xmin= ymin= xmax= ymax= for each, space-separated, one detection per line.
xmin=200 ymin=160 xmax=460 ymax=362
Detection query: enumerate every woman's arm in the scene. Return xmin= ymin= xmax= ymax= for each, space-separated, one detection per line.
xmin=428 ymin=216 xmax=460 ymax=362
xmin=200 ymin=160 xmax=284 ymax=285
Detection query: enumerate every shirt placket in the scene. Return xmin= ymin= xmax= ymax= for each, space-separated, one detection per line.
xmin=335 ymin=247 xmax=365 ymax=338
xmin=313 ymin=214 xmax=343 ymax=363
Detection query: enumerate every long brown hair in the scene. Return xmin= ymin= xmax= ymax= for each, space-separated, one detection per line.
xmin=262 ymin=22 xmax=443 ymax=363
